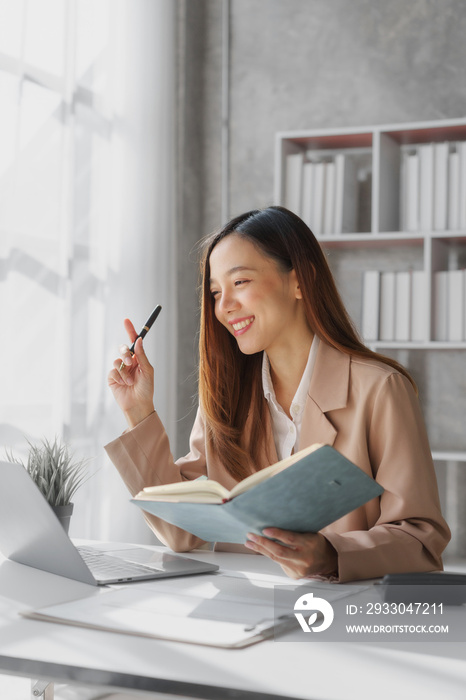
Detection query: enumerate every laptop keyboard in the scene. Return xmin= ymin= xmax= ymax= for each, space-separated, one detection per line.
xmin=77 ymin=546 xmax=162 ymax=580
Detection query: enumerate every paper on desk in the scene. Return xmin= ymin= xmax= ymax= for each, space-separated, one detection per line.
xmin=21 ymin=572 xmax=367 ymax=648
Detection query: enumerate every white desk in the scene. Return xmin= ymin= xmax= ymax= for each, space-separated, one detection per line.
xmin=1 ymin=545 xmax=466 ymax=700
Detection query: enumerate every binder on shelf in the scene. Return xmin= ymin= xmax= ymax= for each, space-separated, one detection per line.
xmin=458 ymin=141 xmax=466 ymax=230
xmin=418 ymin=144 xmax=434 ymax=231
xmin=361 ymin=270 xmax=380 ymax=341
xmin=464 ymin=271 xmax=466 ymax=342
xmin=410 ymin=270 xmax=428 ymax=342
xmin=433 ymin=143 xmax=449 ymax=231
xmin=323 ymin=161 xmax=336 ymax=235
xmin=394 ymin=271 xmax=411 ymax=341
xmin=433 ymin=270 xmax=449 ymax=341
xmin=312 ymin=161 xmax=325 ymax=236
xmin=405 ymin=152 xmax=419 ymax=232
xmin=448 ymin=150 xmax=460 ymax=231
xmin=464 ymin=270 xmax=466 ymax=342
xmin=447 ymin=269 xmax=465 ymax=342
xmin=399 ymin=151 xmax=406 ymax=230
xmin=379 ymin=271 xmax=396 ymax=342
xmin=301 ymin=161 xmax=315 ymax=229
xmin=285 ymin=152 xmax=304 ymax=216
xmin=334 ymin=153 xmax=358 ymax=234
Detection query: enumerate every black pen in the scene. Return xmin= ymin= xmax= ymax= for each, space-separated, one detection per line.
xmin=119 ymin=304 xmax=162 ymax=370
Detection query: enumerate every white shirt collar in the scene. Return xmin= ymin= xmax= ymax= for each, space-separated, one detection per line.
xmin=262 ymin=336 xmax=319 ymax=409
xmin=261 ymin=336 xmax=320 ymax=460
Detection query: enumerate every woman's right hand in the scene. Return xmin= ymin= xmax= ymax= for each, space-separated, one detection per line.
xmin=108 ymin=318 xmax=155 ymax=429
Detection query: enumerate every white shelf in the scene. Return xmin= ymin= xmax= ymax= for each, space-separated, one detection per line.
xmin=432 ymin=451 xmax=466 ymax=463
xmin=369 ymin=341 xmax=466 ymax=351
xmin=275 ymin=115 xmax=466 ymax=141
xmin=276 ymin=117 xmax=466 ymax=462
xmin=317 ymin=230 xmax=466 ymax=245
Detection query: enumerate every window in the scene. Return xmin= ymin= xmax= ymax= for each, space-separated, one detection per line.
xmin=0 ymin=0 xmax=177 ymax=542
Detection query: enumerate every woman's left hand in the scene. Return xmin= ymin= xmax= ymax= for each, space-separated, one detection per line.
xmin=245 ymin=528 xmax=338 ymax=580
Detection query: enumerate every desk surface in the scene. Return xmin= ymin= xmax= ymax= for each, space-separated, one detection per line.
xmin=1 ymin=544 xmax=466 ymax=700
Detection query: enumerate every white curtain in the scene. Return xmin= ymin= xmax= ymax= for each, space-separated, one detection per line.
xmin=0 ymin=0 xmax=177 ymax=543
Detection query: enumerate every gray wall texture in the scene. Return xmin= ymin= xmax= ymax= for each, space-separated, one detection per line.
xmin=175 ymin=0 xmax=466 ymax=557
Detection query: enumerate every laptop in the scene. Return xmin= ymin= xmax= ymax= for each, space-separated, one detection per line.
xmin=0 ymin=461 xmax=218 ymax=586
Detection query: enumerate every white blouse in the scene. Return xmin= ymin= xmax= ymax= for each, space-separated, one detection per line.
xmin=261 ymin=336 xmax=319 ymax=461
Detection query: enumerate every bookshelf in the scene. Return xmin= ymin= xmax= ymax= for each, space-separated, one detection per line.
xmin=274 ymin=118 xmax=466 ymax=470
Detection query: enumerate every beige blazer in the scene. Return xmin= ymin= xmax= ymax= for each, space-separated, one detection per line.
xmin=105 ymin=340 xmax=451 ymax=582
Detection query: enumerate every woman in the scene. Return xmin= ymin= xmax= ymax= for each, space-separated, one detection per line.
xmin=106 ymin=206 xmax=450 ymax=582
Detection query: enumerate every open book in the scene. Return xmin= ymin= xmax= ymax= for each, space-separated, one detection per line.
xmin=138 ymin=443 xmax=323 ymax=504
xmin=131 ymin=444 xmax=384 ymax=545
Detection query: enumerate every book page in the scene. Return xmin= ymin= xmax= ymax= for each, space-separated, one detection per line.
xmin=228 ymin=443 xmax=324 ymax=499
xmin=137 ymin=443 xmax=324 ymax=504
xmin=139 ymin=478 xmax=230 ymax=504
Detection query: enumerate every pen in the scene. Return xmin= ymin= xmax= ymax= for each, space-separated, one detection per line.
xmin=119 ymin=304 xmax=162 ymax=370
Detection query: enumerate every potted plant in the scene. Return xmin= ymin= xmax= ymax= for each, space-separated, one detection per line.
xmin=6 ymin=437 xmax=90 ymax=534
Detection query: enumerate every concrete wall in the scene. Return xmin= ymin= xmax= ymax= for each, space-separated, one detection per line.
xmin=227 ymin=0 xmax=466 ymax=215
xmin=175 ymin=0 xmax=466 ymax=556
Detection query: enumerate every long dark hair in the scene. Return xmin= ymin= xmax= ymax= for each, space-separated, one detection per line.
xmin=198 ymin=206 xmax=416 ymax=480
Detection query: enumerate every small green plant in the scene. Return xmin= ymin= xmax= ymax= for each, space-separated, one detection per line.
xmin=6 ymin=437 xmax=90 ymax=507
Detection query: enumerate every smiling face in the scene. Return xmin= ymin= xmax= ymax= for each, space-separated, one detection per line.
xmin=208 ymin=234 xmax=312 ymax=359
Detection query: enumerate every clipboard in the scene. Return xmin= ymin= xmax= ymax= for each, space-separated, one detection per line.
xmin=21 ymin=572 xmax=362 ymax=648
